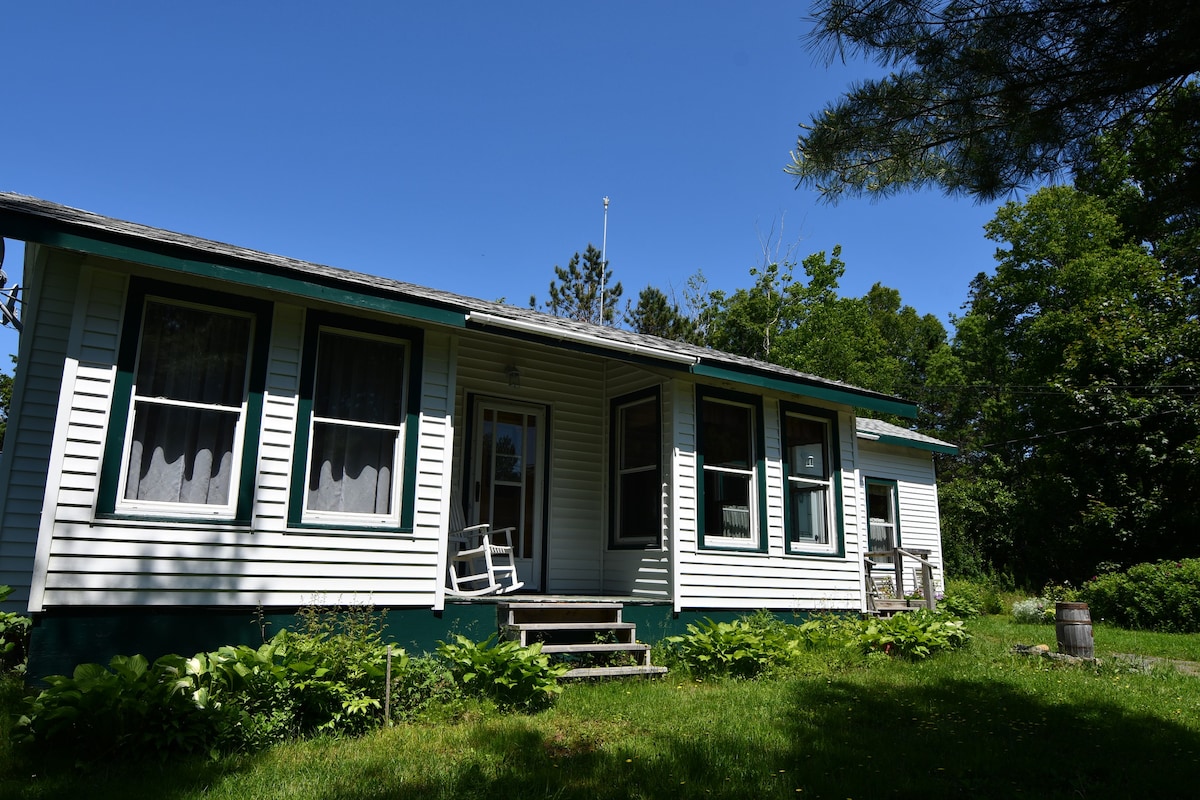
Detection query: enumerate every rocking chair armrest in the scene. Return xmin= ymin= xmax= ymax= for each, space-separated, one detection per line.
xmin=487 ymin=526 xmax=518 ymax=548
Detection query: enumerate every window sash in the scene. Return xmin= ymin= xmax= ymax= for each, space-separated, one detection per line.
xmin=115 ymin=298 xmax=254 ymax=516
xmin=701 ymin=396 xmax=759 ymax=549
xmin=613 ymin=394 xmax=662 ymax=546
xmin=301 ymin=328 xmax=408 ymax=523
xmin=783 ymin=409 xmax=837 ymax=554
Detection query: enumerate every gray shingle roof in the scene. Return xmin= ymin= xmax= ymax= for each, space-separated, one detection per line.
xmin=856 ymin=417 xmax=958 ymax=453
xmin=0 ymin=192 xmax=915 ymax=414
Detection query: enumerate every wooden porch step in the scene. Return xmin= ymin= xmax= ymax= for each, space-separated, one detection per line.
xmin=539 ymin=642 xmax=652 ymax=655
xmin=510 ymin=621 xmax=636 ymax=632
xmin=503 ymin=602 xmax=625 ymax=610
xmin=501 ymin=602 xmax=624 ymax=627
xmin=496 ymin=600 xmax=666 ymax=680
xmin=563 ymin=665 xmax=669 ymax=679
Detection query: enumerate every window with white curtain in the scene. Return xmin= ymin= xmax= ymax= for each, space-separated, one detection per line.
xmin=117 ymin=298 xmax=256 ymax=515
xmin=300 ymin=328 xmax=408 ymax=523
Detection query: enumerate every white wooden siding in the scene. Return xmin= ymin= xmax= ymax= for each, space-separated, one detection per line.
xmin=0 ymin=248 xmax=81 ymax=610
xmin=857 ymin=441 xmax=946 ymax=591
xmin=672 ymin=387 xmax=866 ymax=613
xmin=601 ymin=362 xmax=672 ymax=599
xmin=30 ymin=260 xmax=455 ymax=610
xmin=252 ymin=303 xmax=303 ymax=530
xmin=9 ymin=246 xmax=909 ymax=617
xmin=453 ymin=333 xmax=606 ymax=593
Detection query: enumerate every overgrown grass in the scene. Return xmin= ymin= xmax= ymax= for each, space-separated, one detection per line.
xmin=4 ymin=615 xmax=1199 ymax=799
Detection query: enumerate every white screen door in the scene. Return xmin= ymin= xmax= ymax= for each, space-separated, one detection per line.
xmin=471 ymin=399 xmax=545 ymax=590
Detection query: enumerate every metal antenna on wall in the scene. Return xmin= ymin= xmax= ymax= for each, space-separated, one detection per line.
xmin=599 ymin=196 xmax=609 ymax=326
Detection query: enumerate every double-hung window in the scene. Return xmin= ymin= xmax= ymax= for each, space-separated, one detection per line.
xmin=698 ymin=390 xmax=764 ymax=550
xmin=610 ymin=388 xmax=662 ymax=548
xmin=100 ymin=281 xmax=270 ymax=521
xmin=291 ymin=314 xmax=421 ymax=529
xmin=782 ymin=404 xmax=840 ymax=555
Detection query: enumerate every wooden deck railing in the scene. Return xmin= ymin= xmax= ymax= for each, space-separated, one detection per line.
xmin=864 ymin=547 xmax=937 ymax=612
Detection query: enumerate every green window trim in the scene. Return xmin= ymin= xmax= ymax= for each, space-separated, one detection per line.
xmin=608 ymin=386 xmax=664 ymax=550
xmin=287 ymin=311 xmax=424 ymax=533
xmin=696 ymin=387 xmax=768 ymax=553
xmin=780 ymin=402 xmax=846 ymax=558
xmin=690 ymin=363 xmax=916 ymax=419
xmin=97 ymin=278 xmax=273 ymax=524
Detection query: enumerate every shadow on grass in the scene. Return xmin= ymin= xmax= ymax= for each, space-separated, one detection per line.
xmin=7 ymin=674 xmax=1199 ymax=800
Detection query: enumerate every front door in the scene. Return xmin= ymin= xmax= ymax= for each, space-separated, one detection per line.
xmin=470 ymin=399 xmax=546 ymax=590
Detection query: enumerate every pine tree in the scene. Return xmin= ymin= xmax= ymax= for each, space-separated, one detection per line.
xmin=531 ymin=244 xmax=623 ymax=325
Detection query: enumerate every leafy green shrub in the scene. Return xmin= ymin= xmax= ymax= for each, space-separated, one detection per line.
xmin=1082 ymin=558 xmax=1200 ymax=633
xmin=1040 ymin=582 xmax=1080 ymax=604
xmin=664 ymin=616 xmax=799 ymax=679
xmin=939 ymin=590 xmax=982 ymax=619
xmin=16 ymin=654 xmax=217 ymax=761
xmin=276 ymin=603 xmax=394 ymax=735
xmin=855 ymin=610 xmax=970 ymax=660
xmin=16 ymin=604 xmax=415 ymax=762
xmin=1011 ymin=597 xmax=1055 ymax=624
xmin=945 ymin=575 xmax=1009 ymax=616
xmin=437 ymin=634 xmax=568 ymax=711
xmin=796 ymin=612 xmax=861 ymax=649
xmin=387 ymin=655 xmax=461 ymax=722
xmin=0 ymin=585 xmax=31 ymax=673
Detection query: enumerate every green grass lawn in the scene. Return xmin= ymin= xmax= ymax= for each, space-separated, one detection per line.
xmin=4 ymin=615 xmax=1199 ymax=800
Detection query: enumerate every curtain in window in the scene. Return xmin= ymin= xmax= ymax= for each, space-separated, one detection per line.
xmin=307 ymin=424 xmax=394 ymax=513
xmin=305 ymin=331 xmax=405 ymax=516
xmin=124 ymin=301 xmax=252 ymax=506
xmin=125 ymin=405 xmax=239 ymax=504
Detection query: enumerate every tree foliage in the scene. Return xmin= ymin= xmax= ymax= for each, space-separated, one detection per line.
xmin=0 ymin=364 xmax=11 ymax=453
xmin=789 ymin=0 xmax=1200 ymax=201
xmin=935 ymin=185 xmax=1200 ymax=583
xmin=624 ymin=286 xmax=698 ymax=342
xmin=698 ymin=245 xmax=950 ymax=424
xmin=530 ymin=244 xmax=623 ymax=325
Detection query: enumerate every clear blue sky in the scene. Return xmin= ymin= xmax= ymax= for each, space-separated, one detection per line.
xmin=0 ymin=1 xmax=1005 ymax=364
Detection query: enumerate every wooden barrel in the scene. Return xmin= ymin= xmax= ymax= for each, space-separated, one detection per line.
xmin=1056 ymin=602 xmax=1094 ymax=659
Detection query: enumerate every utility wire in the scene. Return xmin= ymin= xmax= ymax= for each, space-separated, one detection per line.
xmin=979 ymin=408 xmax=1188 ymax=449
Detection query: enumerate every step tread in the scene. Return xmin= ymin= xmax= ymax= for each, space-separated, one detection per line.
xmin=500 ymin=602 xmax=625 ymax=610
xmin=540 ymin=642 xmax=651 ymax=654
xmin=508 ymin=621 xmax=636 ymax=631
xmin=563 ymin=665 xmax=668 ymax=679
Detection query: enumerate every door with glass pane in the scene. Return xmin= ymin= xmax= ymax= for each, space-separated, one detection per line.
xmin=866 ymin=479 xmax=899 ymax=563
xmin=470 ymin=400 xmax=545 ymax=590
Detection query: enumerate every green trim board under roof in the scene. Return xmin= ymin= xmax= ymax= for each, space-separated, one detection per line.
xmin=856 ymin=417 xmax=959 ymax=454
xmin=0 ymin=193 xmax=916 ymax=416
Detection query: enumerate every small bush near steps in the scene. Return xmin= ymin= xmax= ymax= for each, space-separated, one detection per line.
xmin=436 ymin=634 xmax=570 ymax=711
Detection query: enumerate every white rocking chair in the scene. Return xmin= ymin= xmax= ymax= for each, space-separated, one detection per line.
xmin=446 ymin=499 xmax=524 ymax=597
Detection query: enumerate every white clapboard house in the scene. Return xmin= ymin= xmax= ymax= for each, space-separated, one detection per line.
xmin=0 ymin=194 xmax=956 ymax=677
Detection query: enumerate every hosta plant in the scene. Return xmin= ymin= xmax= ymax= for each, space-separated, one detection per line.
xmin=437 ymin=634 xmax=568 ymax=711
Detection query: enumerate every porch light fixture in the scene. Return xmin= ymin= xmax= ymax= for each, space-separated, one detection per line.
xmin=505 ymin=364 xmax=521 ymax=388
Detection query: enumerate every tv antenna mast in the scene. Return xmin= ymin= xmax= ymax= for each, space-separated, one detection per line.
xmin=599 ymin=196 xmax=609 ymax=326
